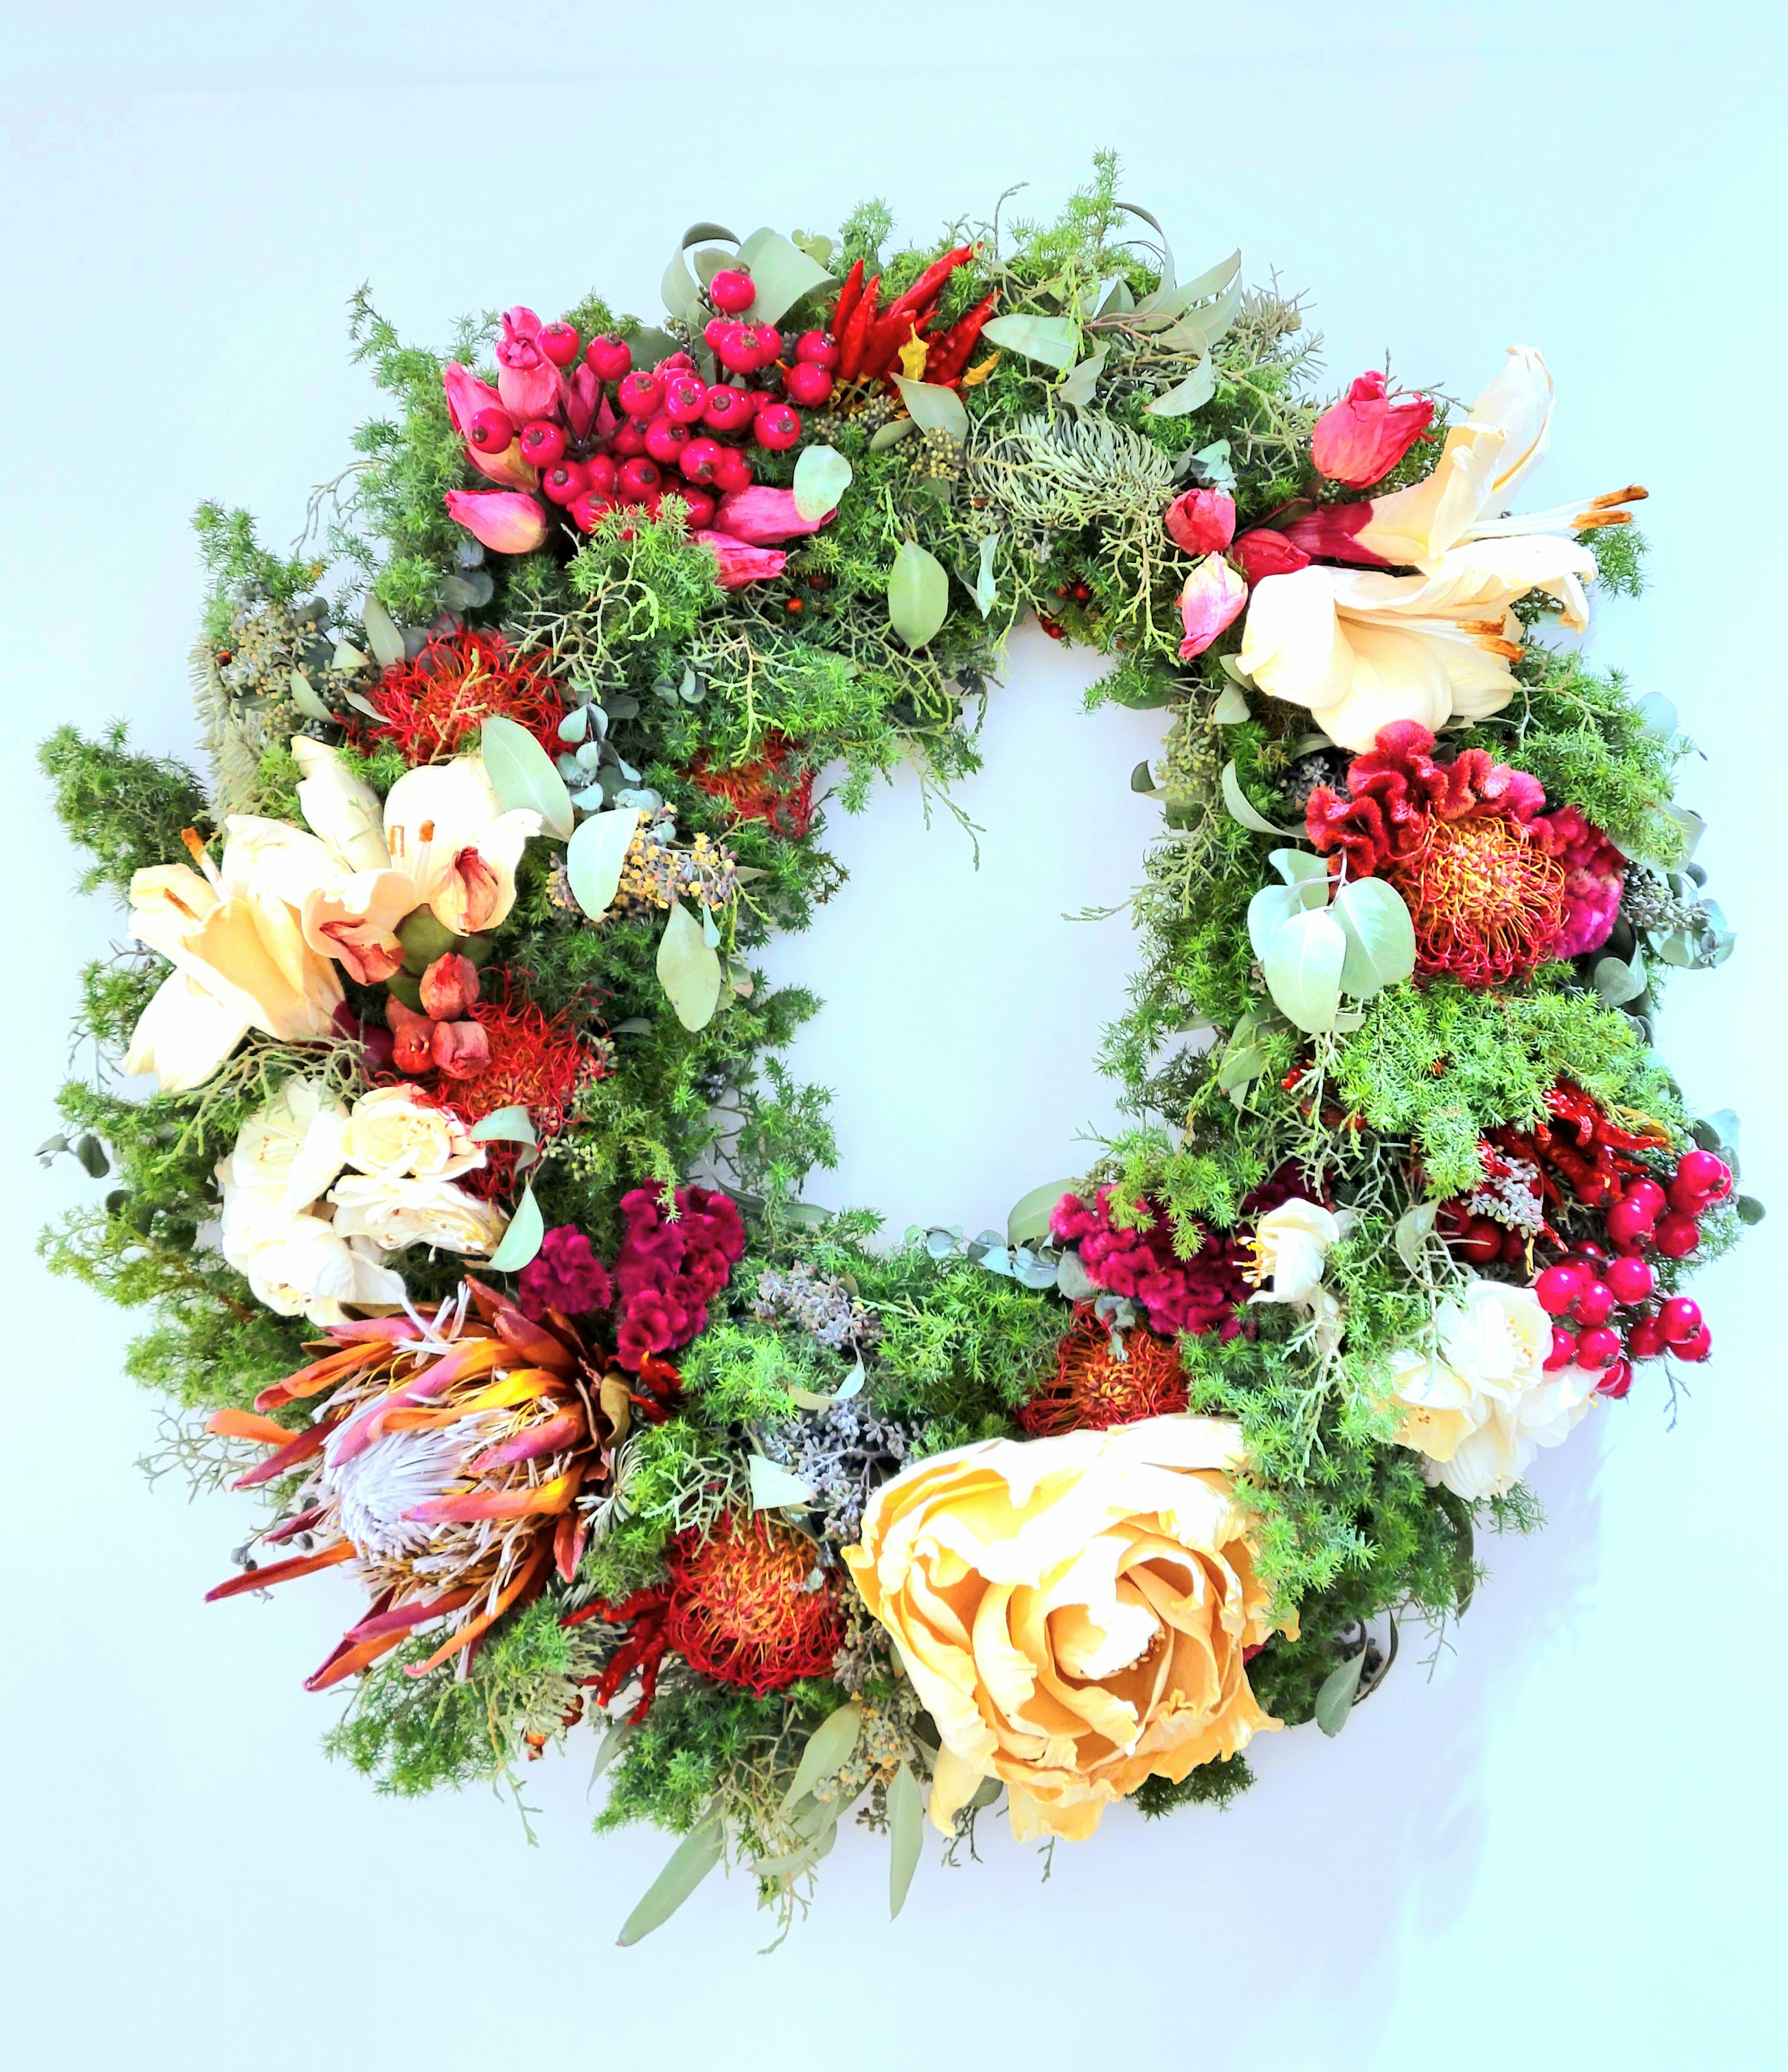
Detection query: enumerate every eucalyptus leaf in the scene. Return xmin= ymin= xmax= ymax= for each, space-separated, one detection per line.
xmin=1635 ymin=691 xmax=1679 ymax=739
xmin=1261 ymin=907 xmax=1347 ymax=1034
xmin=485 ymin=1184 xmax=544 ymax=1273
xmin=1144 ymin=358 xmax=1215 ymax=417
xmin=974 ymin=534 xmax=999 ymax=618
xmin=1054 ymin=345 xmax=1110 ymax=409
xmin=1221 ymin=759 xmax=1298 ymax=836
xmin=1270 ymin=848 xmax=1331 ymax=892
xmin=891 ymin=376 xmax=969 ymax=441
xmin=1736 ymin=1194 xmax=1767 ymax=1226
xmin=748 ymin=1454 xmax=817 ymax=1510
xmin=341 ymin=688 xmax=384 ymax=722
xmin=1008 ymin=1178 xmax=1073 ymax=1249
xmin=589 ymin=1715 xmax=637 ymax=1783
xmin=616 ymin=1819 xmax=725 ymax=1945
xmin=682 ymin=219 xmax=739 ymax=251
xmin=792 ymin=443 xmax=853 ymax=522
xmin=869 ymin=416 xmax=918 ymax=452
xmin=780 ymin=1702 xmax=863 ymax=1815
xmin=469 ymin=1105 xmax=536 ymax=1145
xmin=287 ymin=667 xmax=332 ymax=722
xmin=1247 ymin=883 xmax=1303 ymax=961
xmin=979 ymin=313 xmax=1080 ymax=371
xmin=1393 ymin=1200 xmax=1440 ymax=1268
xmin=1314 ymin=1651 xmax=1366 ymax=1736
xmin=1096 ymin=277 xmax=1135 ymax=316
xmin=735 ymin=227 xmax=833 ymax=325
xmin=887 ymin=541 xmax=950 ymax=649
xmin=887 ymin=1762 xmax=923 ymax=1920
xmin=1333 ymin=876 xmax=1417 ymax=997
xmin=1131 ymin=759 xmax=1162 ymax=797
xmin=657 ymin=899 xmax=723 ymax=1031
xmin=1216 ymin=1041 xmax=1269 ymax=1095
xmin=660 ymin=247 xmax=704 ymax=325
xmin=73 ymin=1132 xmax=110 ymax=1178
xmin=1212 ymin=684 xmax=1251 ymax=723
xmin=481 ymin=716 xmax=574 ymax=842
xmin=557 ymin=705 xmax=591 ymax=744
xmin=1593 ymin=952 xmax=1649 ymax=1009
xmin=1056 ymin=1249 xmax=1097 ymax=1301
xmin=361 ymin=594 xmax=406 ymax=670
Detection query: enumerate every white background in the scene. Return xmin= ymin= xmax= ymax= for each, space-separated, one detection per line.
xmin=5 ymin=7 xmax=1785 ymax=2067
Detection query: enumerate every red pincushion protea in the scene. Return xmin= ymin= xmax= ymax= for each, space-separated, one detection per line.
xmin=688 ymin=730 xmax=816 ymax=839
xmin=1018 ymin=1309 xmax=1189 ymax=1437
xmin=430 ymin=985 xmax=601 ymax=1198
xmin=1305 ymin=721 xmax=1620 ymax=986
xmin=663 ymin=1514 xmax=843 ymax=1695
xmin=356 ymin=629 xmax=565 ymax=763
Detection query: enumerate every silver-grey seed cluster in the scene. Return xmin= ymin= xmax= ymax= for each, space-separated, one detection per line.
xmin=1464 ymin=1155 xmax=1544 ymax=1231
xmin=1620 ymin=862 xmax=1704 ymax=937
xmin=752 ymin=1263 xmax=882 ymax=1354
xmin=763 ymin=1400 xmax=914 ymax=1547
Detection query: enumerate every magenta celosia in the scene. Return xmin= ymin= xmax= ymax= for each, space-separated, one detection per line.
xmin=518 ymin=1225 xmax=614 ymax=1324
xmin=1545 ymin=803 xmax=1625 ymax=959
xmin=612 ymin=1184 xmax=747 ymax=1372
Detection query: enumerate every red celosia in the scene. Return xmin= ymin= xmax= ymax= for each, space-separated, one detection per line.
xmin=611 ymin=1183 xmax=747 ymax=1373
xmin=1018 ymin=1308 xmax=1190 ymax=1437
xmin=518 ymin=1225 xmax=614 ymax=1324
xmin=356 ymin=629 xmax=566 ymax=763
xmin=688 ymin=730 xmax=815 ymax=839
xmin=1049 ymin=1168 xmax=1303 ymax=1341
xmin=663 ymin=1514 xmax=844 ymax=1695
xmin=1304 ymin=721 xmax=1622 ymax=986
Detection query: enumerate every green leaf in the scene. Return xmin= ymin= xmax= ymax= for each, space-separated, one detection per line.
xmin=792 ymin=444 xmax=852 ymax=521
xmin=616 ymin=1819 xmax=725 ymax=1945
xmin=869 ymin=417 xmax=918 ymax=453
xmin=1247 ymin=882 xmax=1303 ymax=961
xmin=1212 ymin=684 xmax=1251 ymax=723
xmin=590 ymin=1716 xmax=637 ymax=1783
xmin=1216 ymin=1040 xmax=1270 ymax=1097
xmin=361 ymin=593 xmax=406 ymax=670
xmin=979 ymin=313 xmax=1080 ymax=370
xmin=887 ymin=1762 xmax=923 ymax=1919
xmin=780 ymin=1702 xmax=863 ymax=1815
xmin=1269 ymin=848 xmax=1331 ymax=894
xmin=481 ymin=716 xmax=573 ymax=842
xmin=1393 ymin=1200 xmax=1439 ymax=1267
xmin=1144 ymin=358 xmax=1215 ymax=417
xmin=735 ymin=227 xmax=833 ymax=325
xmin=287 ymin=667 xmax=332 ymax=722
xmin=973 ymin=535 xmax=999 ymax=618
xmin=1007 ymin=1177 xmax=1074 ymax=1248
xmin=1221 ymin=759 xmax=1298 ymax=836
xmin=891 ymin=376 xmax=968 ymax=441
xmin=469 ymin=1105 xmax=536 ymax=1145
xmin=1736 ymin=1194 xmax=1766 ymax=1226
xmin=1054 ymin=345 xmax=1109 ymax=409
xmin=1593 ymin=952 xmax=1648 ymax=1009
xmin=682 ymin=220 xmax=739 ymax=251
xmin=887 ymin=541 xmax=950 ymax=648
xmin=622 ymin=322 xmax=680 ymax=367
xmin=1315 ymin=1651 xmax=1365 ymax=1736
xmin=485 ymin=1183 xmax=543 ymax=1273
xmin=73 ymin=1132 xmax=110 ymax=1178
xmin=748 ymin=1454 xmax=817 ymax=1510
xmin=1261 ymin=907 xmax=1347 ymax=1034
xmin=565 ymin=806 xmax=643 ymax=921
xmin=656 ymin=900 xmax=723 ymax=1032
xmin=1334 ymin=876 xmax=1417 ymax=997
xmin=660 ymin=247 xmax=704 ymax=325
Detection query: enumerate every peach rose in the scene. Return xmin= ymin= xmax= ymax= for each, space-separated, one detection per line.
xmin=844 ymin=1414 xmax=1286 ymax=1842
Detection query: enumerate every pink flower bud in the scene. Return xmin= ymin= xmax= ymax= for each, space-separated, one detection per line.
xmin=1277 ymin=501 xmax=1395 ymax=567
xmin=693 ymin=532 xmax=788 ymax=589
xmin=566 ymin=363 xmax=600 ymax=440
xmin=442 ymin=362 xmax=505 ymax=439
xmin=1231 ymin=528 xmax=1311 ymax=585
xmin=431 ymin=1019 xmax=491 ymax=1079
xmin=1176 ymin=554 xmax=1247 ymax=660
xmin=386 ymin=998 xmax=436 ymax=1077
xmin=495 ymin=307 xmax=564 ymax=420
xmin=1164 ymin=487 xmax=1236 ymax=557
xmin=443 ymin=488 xmax=551 ymax=555
xmin=1310 ymin=371 xmax=1435 ymax=488
xmin=420 ymin=952 xmax=481 ymax=1021
xmin=711 ymin=486 xmax=832 ymax=545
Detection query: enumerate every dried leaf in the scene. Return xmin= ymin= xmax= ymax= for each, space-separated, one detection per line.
xmin=887 ymin=541 xmax=950 ymax=648
xmin=792 ymin=443 xmax=852 ymax=521
xmin=566 ymin=806 xmax=643 ymax=921
xmin=979 ymin=312 xmax=1080 ymax=370
xmin=887 ymin=1762 xmax=923 ymax=1919
xmin=361 ymin=594 xmax=406 ymax=670
xmin=779 ymin=1702 xmax=863 ymax=1815
xmin=469 ymin=1105 xmax=536 ymax=1145
xmin=485 ymin=1183 xmax=543 ymax=1273
xmin=891 ymin=376 xmax=968 ymax=441
xmin=748 ymin=1455 xmax=816 ymax=1510
xmin=1221 ymin=759 xmax=1298 ymax=836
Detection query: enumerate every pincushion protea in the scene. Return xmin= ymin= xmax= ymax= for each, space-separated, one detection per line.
xmin=205 ymin=1279 xmax=677 ymax=1689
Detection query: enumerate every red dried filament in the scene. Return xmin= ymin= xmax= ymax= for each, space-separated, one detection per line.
xmin=664 ymin=1514 xmax=843 ymax=1695
xmin=1388 ymin=813 xmax=1567 ymax=988
xmin=1019 ymin=1308 xmax=1190 ymax=1437
xmin=358 ymin=629 xmax=565 ymax=763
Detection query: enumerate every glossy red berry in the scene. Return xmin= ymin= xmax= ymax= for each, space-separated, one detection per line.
xmin=739 ymin=324 xmax=783 ymax=371
xmin=1620 ymin=1178 xmax=1667 ymax=1222
xmin=1456 ymin=1216 xmax=1503 ymax=1265
xmin=1657 ymin=1296 xmax=1704 ymax=1345
xmin=782 ymin=359 xmax=834 ymax=407
xmin=645 ymin=416 xmax=691 ymax=465
xmin=702 ymin=384 xmax=755 ymax=433
xmin=1544 ymin=1326 xmax=1578 ymax=1372
xmin=1604 ymin=1197 xmax=1657 ymax=1251
xmin=755 ymin=401 xmax=801 ymax=451
xmin=712 ymin=445 xmax=755 ymax=493
xmin=569 ymin=490 xmax=616 ymax=532
xmin=656 ymin=350 xmax=696 ymax=377
xmin=793 ymin=329 xmax=840 ymax=368
xmin=1605 ymin=1254 xmax=1655 ymax=1305
xmin=518 ymin=419 xmax=566 ymax=467
xmin=467 ymin=406 xmax=515 ymax=454
xmin=1674 ymin=1323 xmax=1713 ymax=1362
xmin=663 ymin=374 xmax=708 ymax=424
xmin=1626 ymin=1314 xmax=1666 ymax=1361
xmin=709 ymin=268 xmax=756 ymax=314
xmin=1675 ymin=1149 xmax=1731 ymax=1200
xmin=539 ymin=321 xmax=580 ymax=367
xmin=1498 ymin=1226 xmax=1527 ymax=1265
xmin=585 ymin=335 xmax=632 ymax=382
xmin=540 ymin=460 xmax=589 ymax=506
xmin=610 ymin=418 xmax=650 ymax=457
xmin=1596 ymin=1358 xmax=1634 ymax=1399
xmin=1569 ymin=1242 xmax=1609 ymax=1267
xmin=583 ymin=454 xmax=618 ymax=498
xmin=1575 ymin=1325 xmax=1620 ymax=1370
xmin=616 ymin=456 xmax=662 ymax=504
xmin=618 ymin=370 xmax=664 ymax=420
xmin=1653 ymin=1212 xmax=1701 ymax=1259
xmin=679 ymin=437 xmax=724 ymax=486
xmin=1535 ymin=1265 xmax=1585 ymax=1315
xmin=708 ymin=320 xmax=759 ymax=374
xmin=673 ymin=485 xmax=717 ymax=529
xmin=1572 ymin=1281 xmax=1616 ymax=1327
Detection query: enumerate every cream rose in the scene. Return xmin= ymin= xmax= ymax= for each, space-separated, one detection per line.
xmin=327 ymin=1172 xmax=507 ymax=1257
xmin=230 ymin=1075 xmax=351 ymax=1212
xmin=215 ymin=1161 xmax=404 ymax=1326
xmin=844 ymin=1415 xmax=1285 ymax=1842
xmin=1386 ymin=1276 xmax=1599 ymax=1500
xmin=1247 ymin=1197 xmax=1348 ymax=1357
xmin=345 ymin=1083 xmax=485 ymax=1181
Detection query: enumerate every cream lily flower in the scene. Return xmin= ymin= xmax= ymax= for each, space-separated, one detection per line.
xmin=215 ymin=1158 xmax=407 ymax=1327
xmin=1239 ymin=346 xmax=1637 ymax=751
xmin=229 ymin=1074 xmax=352 ymax=1213
xmin=123 ymin=839 xmax=345 ymax=1094
xmin=224 ymin=740 xmax=542 ymax=985
xmin=326 ymin=1172 xmax=508 ymax=1257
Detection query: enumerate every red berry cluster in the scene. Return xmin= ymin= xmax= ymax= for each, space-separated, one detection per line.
xmin=1530 ymin=1145 xmax=1729 ymax=1395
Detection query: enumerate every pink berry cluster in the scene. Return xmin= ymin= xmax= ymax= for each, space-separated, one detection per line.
xmin=1531 ymin=1145 xmax=1730 ymax=1397
xmin=612 ymin=1183 xmax=747 ymax=1374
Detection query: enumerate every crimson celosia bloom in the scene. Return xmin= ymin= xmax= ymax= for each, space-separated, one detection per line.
xmin=1018 ymin=1308 xmax=1190 ymax=1437
xmin=518 ymin=1224 xmax=613 ymax=1323
xmin=664 ymin=1514 xmax=844 ymax=1695
xmin=357 ymin=628 xmax=566 ymax=763
xmin=611 ymin=1183 xmax=747 ymax=1372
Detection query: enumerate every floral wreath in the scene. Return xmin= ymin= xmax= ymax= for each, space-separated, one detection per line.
xmin=41 ymin=160 xmax=1758 ymax=1943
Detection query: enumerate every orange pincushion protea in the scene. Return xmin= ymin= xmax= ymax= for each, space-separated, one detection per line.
xmin=1017 ymin=1308 xmax=1190 ymax=1437
xmin=1386 ymin=814 xmax=1567 ymax=989
xmin=688 ymin=730 xmax=815 ymax=839
xmin=357 ymin=629 xmax=564 ymax=763
xmin=204 ymin=1280 xmax=630 ymax=1689
xmin=663 ymin=1514 xmax=844 ymax=1695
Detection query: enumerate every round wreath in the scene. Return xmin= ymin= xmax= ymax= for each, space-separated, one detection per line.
xmin=41 ymin=162 xmax=1757 ymax=1942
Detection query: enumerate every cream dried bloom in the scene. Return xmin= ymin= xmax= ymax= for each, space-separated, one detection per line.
xmin=345 ymin=1083 xmax=485 ymax=1181
xmin=327 ymin=1173 xmax=507 ymax=1258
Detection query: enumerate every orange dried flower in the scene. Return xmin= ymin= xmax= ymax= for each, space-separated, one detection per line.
xmin=1018 ymin=1308 xmax=1190 ymax=1437
xmin=664 ymin=1514 xmax=843 ymax=1694
xmin=358 ymin=629 xmax=565 ymax=763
